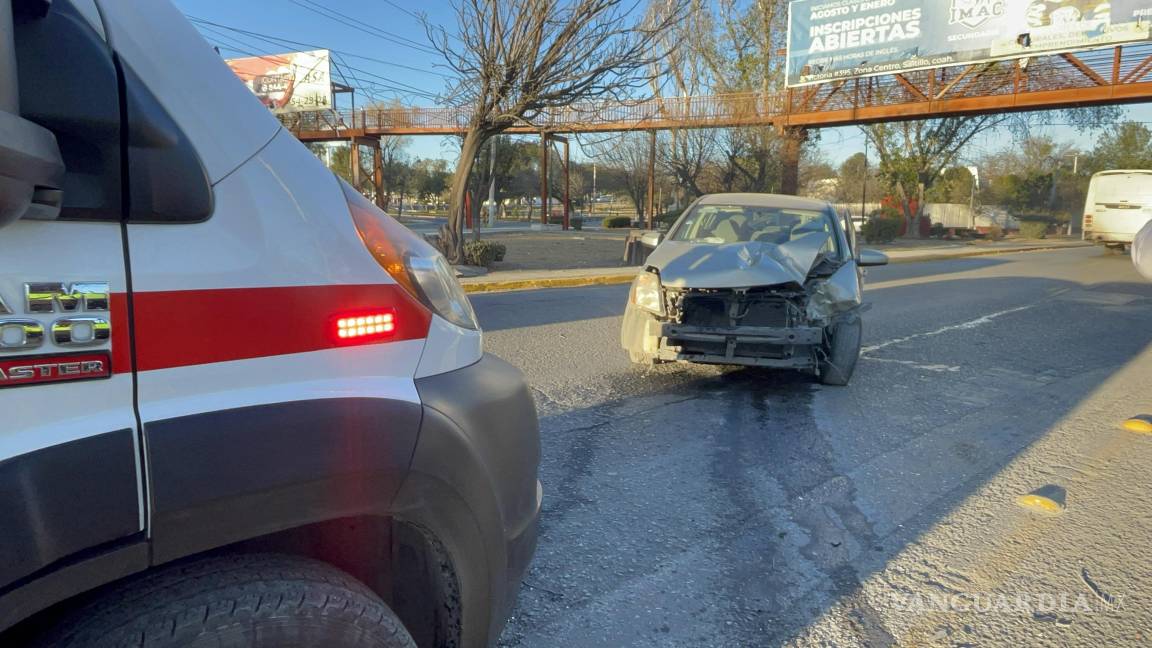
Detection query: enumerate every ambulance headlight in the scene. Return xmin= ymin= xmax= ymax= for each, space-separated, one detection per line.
xmin=631 ymin=270 xmax=664 ymax=316
xmin=341 ymin=179 xmax=479 ymax=330
xmin=405 ymin=253 xmax=479 ymax=330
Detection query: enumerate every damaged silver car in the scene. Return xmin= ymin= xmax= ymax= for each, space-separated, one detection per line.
xmin=620 ymin=193 xmax=889 ymax=385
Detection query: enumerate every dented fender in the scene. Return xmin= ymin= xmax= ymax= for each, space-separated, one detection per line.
xmin=806 ymin=260 xmax=863 ymax=322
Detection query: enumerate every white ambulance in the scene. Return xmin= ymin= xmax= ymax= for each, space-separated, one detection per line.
xmin=0 ymin=1 xmax=540 ymax=646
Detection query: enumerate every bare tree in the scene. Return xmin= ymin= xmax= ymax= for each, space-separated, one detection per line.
xmin=647 ymin=0 xmax=716 ymax=203
xmin=696 ymin=0 xmax=801 ymax=194
xmin=592 ymin=133 xmax=653 ymax=221
xmin=425 ymin=0 xmax=685 ymax=262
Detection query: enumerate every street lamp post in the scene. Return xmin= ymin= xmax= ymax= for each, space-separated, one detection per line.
xmin=861 ymin=137 xmax=868 ymax=222
xmin=590 ymin=163 xmax=596 ymax=219
xmin=966 ymin=165 xmax=980 ymax=232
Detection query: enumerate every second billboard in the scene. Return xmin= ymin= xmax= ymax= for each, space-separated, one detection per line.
xmin=786 ymin=0 xmax=1152 ymax=87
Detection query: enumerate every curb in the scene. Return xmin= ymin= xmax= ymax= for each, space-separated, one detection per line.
xmin=461 ymin=242 xmax=1090 ymax=294
xmin=463 ymin=272 xmax=638 ymax=293
xmin=885 ymin=243 xmax=1089 ymax=265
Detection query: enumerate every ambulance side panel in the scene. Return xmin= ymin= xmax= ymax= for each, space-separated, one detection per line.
xmin=126 ymin=131 xmax=431 ymax=563
xmin=0 ymin=0 xmax=142 ymax=602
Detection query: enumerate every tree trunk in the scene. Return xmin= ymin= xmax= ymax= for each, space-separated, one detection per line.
xmin=895 ymin=181 xmax=926 ymax=239
xmin=895 ymin=182 xmax=912 ymax=237
xmin=915 ymin=183 xmax=926 ymax=238
xmin=780 ymin=127 xmax=808 ymax=195
xmin=443 ymin=128 xmax=486 ymax=264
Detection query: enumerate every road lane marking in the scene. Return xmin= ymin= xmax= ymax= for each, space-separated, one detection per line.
xmin=861 ymin=304 xmax=1037 ymax=355
xmin=863 ymin=357 xmax=961 ymax=372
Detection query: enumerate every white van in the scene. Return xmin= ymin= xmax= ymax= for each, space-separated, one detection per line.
xmin=1082 ymin=170 xmax=1152 ymax=251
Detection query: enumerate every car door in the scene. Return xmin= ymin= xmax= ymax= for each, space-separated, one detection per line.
xmin=0 ymin=0 xmax=143 ymax=591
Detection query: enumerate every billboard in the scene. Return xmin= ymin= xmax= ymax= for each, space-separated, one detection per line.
xmin=786 ymin=0 xmax=1152 ymax=87
xmin=226 ymin=49 xmax=333 ymax=113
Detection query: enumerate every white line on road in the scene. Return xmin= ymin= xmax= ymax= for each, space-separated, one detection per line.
xmin=861 ymin=304 xmax=1038 ymax=355
xmin=864 ymin=357 xmax=962 ymax=372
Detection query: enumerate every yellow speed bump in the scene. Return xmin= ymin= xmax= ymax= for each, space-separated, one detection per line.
xmin=1122 ymin=415 xmax=1152 ymax=434
xmin=1017 ymin=485 xmax=1067 ymax=516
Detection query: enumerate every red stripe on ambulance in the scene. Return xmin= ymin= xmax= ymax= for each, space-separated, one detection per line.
xmin=127 ymin=284 xmax=430 ymax=372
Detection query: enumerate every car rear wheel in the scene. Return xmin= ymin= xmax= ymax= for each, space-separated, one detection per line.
xmin=819 ymin=318 xmax=862 ymax=386
xmin=36 ymin=554 xmax=416 ymax=648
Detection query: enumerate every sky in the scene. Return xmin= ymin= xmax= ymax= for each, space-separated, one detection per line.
xmin=173 ymin=0 xmax=1152 ymax=170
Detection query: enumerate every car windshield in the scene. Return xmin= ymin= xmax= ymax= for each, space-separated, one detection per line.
xmin=670 ymin=204 xmax=839 ymax=255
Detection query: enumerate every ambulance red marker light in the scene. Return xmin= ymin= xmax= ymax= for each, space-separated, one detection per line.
xmin=333 ymin=310 xmax=396 ymax=343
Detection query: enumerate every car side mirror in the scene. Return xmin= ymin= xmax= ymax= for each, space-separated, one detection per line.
xmin=640 ymin=231 xmax=664 ymax=248
xmin=858 ymin=248 xmax=889 ymax=267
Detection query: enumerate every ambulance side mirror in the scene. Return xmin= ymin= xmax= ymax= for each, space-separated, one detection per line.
xmin=0 ymin=0 xmax=64 ymax=228
xmin=0 ymin=111 xmax=65 ymax=227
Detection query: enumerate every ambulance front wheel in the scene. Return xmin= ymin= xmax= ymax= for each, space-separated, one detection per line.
xmin=35 ymin=554 xmax=416 ymax=648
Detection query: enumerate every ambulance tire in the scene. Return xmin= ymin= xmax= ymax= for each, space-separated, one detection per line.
xmin=37 ymin=554 xmax=416 ymax=648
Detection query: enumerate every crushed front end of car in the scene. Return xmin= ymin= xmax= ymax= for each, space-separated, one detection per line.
xmin=660 ymin=284 xmax=826 ymax=367
xmin=620 ymin=233 xmax=866 ymax=376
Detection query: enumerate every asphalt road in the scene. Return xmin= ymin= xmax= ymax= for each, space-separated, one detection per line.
xmin=473 ymin=247 xmax=1152 ymax=647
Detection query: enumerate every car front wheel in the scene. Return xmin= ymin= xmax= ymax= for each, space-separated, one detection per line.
xmin=819 ymin=317 xmax=862 ymax=386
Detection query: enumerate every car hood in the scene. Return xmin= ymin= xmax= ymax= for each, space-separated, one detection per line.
xmin=647 ymin=232 xmax=829 ymax=289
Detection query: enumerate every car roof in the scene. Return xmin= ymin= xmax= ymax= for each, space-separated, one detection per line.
xmin=693 ymin=193 xmax=832 ymax=210
xmin=1091 ymin=170 xmax=1152 ymax=176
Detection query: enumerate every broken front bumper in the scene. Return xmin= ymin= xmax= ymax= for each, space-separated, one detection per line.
xmin=651 ymin=321 xmax=824 ymax=368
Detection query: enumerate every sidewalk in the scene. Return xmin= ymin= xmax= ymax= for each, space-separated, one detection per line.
xmin=459 ymin=239 xmax=1091 ymax=293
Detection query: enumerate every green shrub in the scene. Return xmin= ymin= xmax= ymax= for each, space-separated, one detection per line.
xmin=546 ymin=214 xmax=584 ymax=230
xmin=929 ymin=222 xmax=946 ymax=238
xmin=874 ymin=206 xmax=902 ymax=221
xmin=1017 ymin=216 xmax=1053 ymax=239
xmin=603 ymin=215 xmax=632 ymax=229
xmin=463 ymin=240 xmax=505 ymax=267
xmin=862 ymin=214 xmax=902 ymax=244
xmin=1018 ymin=220 xmax=1049 ymax=239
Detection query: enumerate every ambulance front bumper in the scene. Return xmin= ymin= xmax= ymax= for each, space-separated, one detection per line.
xmin=399 ymin=354 xmax=541 ymax=646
